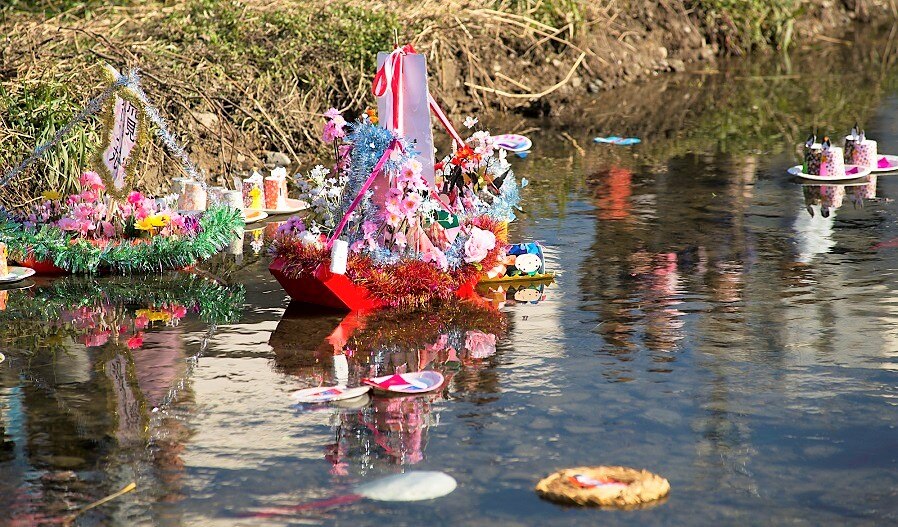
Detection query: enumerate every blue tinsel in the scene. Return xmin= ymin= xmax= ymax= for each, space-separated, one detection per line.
xmin=340 ymin=120 xmax=420 ymax=242
xmin=482 ymin=172 xmax=524 ymax=223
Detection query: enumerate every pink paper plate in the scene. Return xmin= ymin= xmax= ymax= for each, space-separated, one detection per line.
xmin=362 ymin=371 xmax=445 ymax=394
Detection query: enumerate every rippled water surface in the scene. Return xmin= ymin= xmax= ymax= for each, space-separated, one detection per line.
xmin=4 ymin=38 xmax=898 ymax=526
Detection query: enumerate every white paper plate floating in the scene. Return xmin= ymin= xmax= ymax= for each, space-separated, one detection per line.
xmin=290 ymin=385 xmax=370 ymax=404
xmin=244 ymin=471 xmax=458 ymax=518
xmin=355 ymin=471 xmax=458 ymax=501
xmin=264 ymin=198 xmax=309 ymax=215
xmin=242 ymin=209 xmax=269 ymax=224
xmin=362 ymin=371 xmax=444 ymax=394
xmin=872 ymin=154 xmax=898 ymax=173
xmin=0 ymin=266 xmax=36 ymax=284
xmin=492 ymin=134 xmax=532 ymax=153
xmin=787 ymin=165 xmax=871 ymax=181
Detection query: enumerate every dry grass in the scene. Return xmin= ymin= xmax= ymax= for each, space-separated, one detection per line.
xmin=1 ymin=0 xmax=892 ymax=206
xmin=1 ymin=0 xmax=638 ymax=206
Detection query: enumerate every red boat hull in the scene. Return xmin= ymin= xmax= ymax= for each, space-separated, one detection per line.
xmin=269 ymin=257 xmax=482 ymax=311
xmin=269 ymin=257 xmax=386 ymax=311
xmin=17 ymin=256 xmax=68 ymax=275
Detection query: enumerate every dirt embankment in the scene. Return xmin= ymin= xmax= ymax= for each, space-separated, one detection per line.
xmin=1 ymin=0 xmax=896 ymax=204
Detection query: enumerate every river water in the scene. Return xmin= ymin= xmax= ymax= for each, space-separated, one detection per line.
xmin=3 ymin=37 xmax=898 ymax=526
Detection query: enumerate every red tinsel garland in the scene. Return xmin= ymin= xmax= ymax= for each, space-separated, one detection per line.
xmin=272 ymin=217 xmax=507 ymax=307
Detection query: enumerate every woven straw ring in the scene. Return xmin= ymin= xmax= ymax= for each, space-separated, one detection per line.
xmin=535 ymin=466 xmax=670 ymax=509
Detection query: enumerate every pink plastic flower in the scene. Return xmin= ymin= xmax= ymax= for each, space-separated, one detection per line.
xmin=84 ymin=330 xmax=111 ymax=347
xmin=322 ymin=109 xmax=347 ymax=143
xmin=170 ymin=305 xmax=187 ymax=319
xmin=384 ymin=210 xmax=402 ymax=228
xmin=79 ymin=171 xmax=105 ymax=191
xmin=127 ymin=191 xmax=145 ymax=206
xmin=75 ymin=219 xmax=95 ymax=236
xmin=78 ymin=190 xmax=99 ymax=204
xmin=423 ymin=247 xmax=449 ymax=271
xmin=464 ymin=226 xmax=496 ymax=263
xmin=400 ymin=193 xmax=422 ymax=218
xmin=100 ymin=221 xmax=116 ymax=238
xmin=56 ymin=217 xmax=78 ymax=231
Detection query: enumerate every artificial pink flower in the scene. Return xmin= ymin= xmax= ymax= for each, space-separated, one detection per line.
xmin=75 ymin=219 xmax=95 ymax=236
xmin=56 ymin=217 xmax=78 ymax=231
xmin=350 ymin=239 xmax=365 ymax=253
xmin=127 ymin=191 xmax=145 ymax=206
xmin=322 ymin=112 xmax=347 ymax=143
xmin=78 ymin=190 xmax=98 ymax=204
xmin=384 ymin=210 xmax=402 ymax=228
xmin=400 ymin=193 xmax=422 ymax=218
xmin=79 ymin=171 xmax=105 ymax=191
xmin=170 ymin=305 xmax=187 ymax=319
xmin=464 ymin=226 xmax=497 ymax=263
xmin=423 ymin=247 xmax=449 ymax=271
xmin=135 ymin=314 xmax=149 ymax=329
xmin=100 ymin=221 xmax=116 ymax=238
xmin=323 ymin=107 xmax=342 ymax=120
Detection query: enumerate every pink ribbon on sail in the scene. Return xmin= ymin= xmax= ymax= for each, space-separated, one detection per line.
xmin=371 ymin=44 xmax=466 ymax=148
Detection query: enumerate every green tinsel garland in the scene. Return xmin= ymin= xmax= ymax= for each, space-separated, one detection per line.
xmin=0 ymin=206 xmax=244 ymax=274
xmin=0 ymin=273 xmax=245 ymax=326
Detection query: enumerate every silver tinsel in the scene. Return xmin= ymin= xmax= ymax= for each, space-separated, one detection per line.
xmin=1 ymin=68 xmax=204 ymax=189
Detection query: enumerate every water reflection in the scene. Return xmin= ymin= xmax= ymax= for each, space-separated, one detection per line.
xmin=0 ymin=274 xmax=244 ymax=524
xmin=269 ymin=300 xmax=508 ymax=476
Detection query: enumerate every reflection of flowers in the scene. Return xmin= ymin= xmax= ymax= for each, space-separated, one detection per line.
xmin=464 ymin=330 xmax=497 ymax=359
xmin=127 ymin=332 xmax=144 ymax=349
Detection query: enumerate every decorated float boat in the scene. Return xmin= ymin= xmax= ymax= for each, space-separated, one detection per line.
xmin=0 ymin=65 xmax=244 ymax=275
xmin=269 ymin=45 xmax=550 ymax=310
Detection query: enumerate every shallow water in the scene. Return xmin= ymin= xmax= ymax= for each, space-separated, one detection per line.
xmin=4 ymin=43 xmax=898 ymax=525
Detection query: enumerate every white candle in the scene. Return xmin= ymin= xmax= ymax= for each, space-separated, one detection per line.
xmin=329 ymin=239 xmax=349 ymax=275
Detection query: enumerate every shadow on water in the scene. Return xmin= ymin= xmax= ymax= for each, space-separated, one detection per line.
xmin=4 ymin=27 xmax=898 ymax=526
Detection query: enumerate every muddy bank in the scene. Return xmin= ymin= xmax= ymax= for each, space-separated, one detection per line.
xmin=0 ymin=1 xmax=896 ymax=205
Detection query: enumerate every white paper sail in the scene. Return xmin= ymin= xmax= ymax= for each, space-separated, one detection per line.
xmin=375 ymin=51 xmax=436 ymax=185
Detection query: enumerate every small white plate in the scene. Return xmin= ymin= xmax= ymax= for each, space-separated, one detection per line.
xmin=242 ymin=210 xmax=269 ymax=224
xmin=872 ymin=154 xmax=898 ymax=173
xmin=493 ymin=134 xmax=532 ymax=153
xmin=788 ymin=165 xmax=871 ymax=181
xmin=0 ymin=266 xmax=36 ymax=284
xmin=264 ymin=198 xmax=309 ymax=215
xmin=290 ymin=385 xmax=370 ymax=404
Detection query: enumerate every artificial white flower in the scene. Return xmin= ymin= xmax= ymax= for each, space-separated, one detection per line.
xmin=463 ymin=116 xmax=478 ymax=128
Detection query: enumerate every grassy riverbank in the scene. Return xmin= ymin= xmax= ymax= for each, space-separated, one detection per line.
xmin=1 ymin=0 xmax=895 ymax=205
